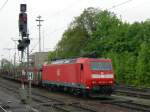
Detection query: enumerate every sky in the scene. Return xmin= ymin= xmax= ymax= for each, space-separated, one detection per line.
xmin=0 ymin=0 xmax=150 ymax=62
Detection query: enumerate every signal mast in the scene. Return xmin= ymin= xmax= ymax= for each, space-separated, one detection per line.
xmin=18 ymin=4 xmax=31 ymax=105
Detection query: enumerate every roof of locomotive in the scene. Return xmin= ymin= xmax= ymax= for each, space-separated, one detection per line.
xmin=49 ymin=57 xmax=111 ymax=65
xmin=76 ymin=58 xmax=112 ymax=63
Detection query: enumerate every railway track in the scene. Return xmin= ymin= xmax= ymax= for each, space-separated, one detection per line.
xmin=0 ymin=105 xmax=7 ymax=112
xmin=112 ymin=101 xmax=150 ymax=112
xmin=0 ymin=77 xmax=150 ymax=112
xmin=111 ymin=85 xmax=150 ymax=111
xmin=116 ymin=85 xmax=150 ymax=92
xmin=99 ymin=97 xmax=150 ymax=112
xmin=29 ymin=85 xmax=150 ymax=112
xmin=31 ymin=90 xmax=97 ymax=112
xmin=114 ymin=85 xmax=150 ymax=99
xmin=0 ymin=78 xmax=97 ymax=112
xmin=114 ymin=89 xmax=150 ymax=99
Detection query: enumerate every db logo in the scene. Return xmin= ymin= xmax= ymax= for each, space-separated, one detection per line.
xmin=57 ymin=69 xmax=60 ymax=76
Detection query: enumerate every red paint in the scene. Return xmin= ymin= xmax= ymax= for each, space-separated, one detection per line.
xmin=42 ymin=58 xmax=115 ymax=89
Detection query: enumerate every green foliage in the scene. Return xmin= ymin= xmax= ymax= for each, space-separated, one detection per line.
xmin=136 ymin=42 xmax=150 ymax=87
xmin=48 ymin=51 xmax=57 ymax=61
xmin=48 ymin=8 xmax=150 ymax=87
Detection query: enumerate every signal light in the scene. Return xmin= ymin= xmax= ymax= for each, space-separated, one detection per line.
xmin=17 ymin=38 xmax=30 ymax=51
xmin=23 ymin=38 xmax=30 ymax=46
xmin=19 ymin=12 xmax=27 ymax=37
xmin=20 ymin=4 xmax=26 ymax=12
xmin=17 ymin=39 xmax=25 ymax=51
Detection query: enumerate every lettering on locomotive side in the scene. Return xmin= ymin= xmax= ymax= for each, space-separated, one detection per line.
xmin=92 ymin=74 xmax=114 ymax=78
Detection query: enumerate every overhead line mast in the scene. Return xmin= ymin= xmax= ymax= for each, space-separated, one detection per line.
xmin=36 ymin=16 xmax=44 ymax=52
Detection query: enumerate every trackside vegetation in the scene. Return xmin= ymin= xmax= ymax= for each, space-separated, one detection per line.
xmin=48 ymin=8 xmax=150 ymax=87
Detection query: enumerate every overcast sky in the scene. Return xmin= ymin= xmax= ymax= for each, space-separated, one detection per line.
xmin=0 ymin=0 xmax=150 ymax=62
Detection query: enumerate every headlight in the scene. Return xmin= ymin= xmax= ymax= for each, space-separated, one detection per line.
xmin=92 ymin=74 xmax=113 ymax=78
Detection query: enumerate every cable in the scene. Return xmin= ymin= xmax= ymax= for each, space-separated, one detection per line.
xmin=0 ymin=0 xmax=8 ymax=12
xmin=30 ymin=25 xmax=66 ymax=53
xmin=108 ymin=0 xmax=133 ymax=10
xmin=30 ymin=41 xmax=39 ymax=54
xmin=30 ymin=0 xmax=134 ymax=54
xmin=45 ymin=0 xmax=134 ymax=38
xmin=45 ymin=0 xmax=78 ymax=21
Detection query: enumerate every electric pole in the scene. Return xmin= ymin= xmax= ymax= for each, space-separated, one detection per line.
xmin=11 ymin=38 xmax=18 ymax=68
xmin=36 ymin=16 xmax=44 ymax=52
xmin=3 ymin=48 xmax=12 ymax=63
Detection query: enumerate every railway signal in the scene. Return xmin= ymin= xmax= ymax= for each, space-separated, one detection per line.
xmin=18 ymin=4 xmax=30 ymax=52
xmin=17 ymin=38 xmax=30 ymax=51
xmin=20 ymin=4 xmax=26 ymax=12
xmin=18 ymin=3 xmax=32 ymax=107
xmin=19 ymin=13 xmax=27 ymax=37
xmin=19 ymin=4 xmax=28 ymax=37
xmin=17 ymin=40 xmax=24 ymax=51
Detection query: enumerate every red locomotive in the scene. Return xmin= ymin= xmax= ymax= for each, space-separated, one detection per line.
xmin=0 ymin=57 xmax=115 ymax=96
xmin=42 ymin=58 xmax=115 ymax=96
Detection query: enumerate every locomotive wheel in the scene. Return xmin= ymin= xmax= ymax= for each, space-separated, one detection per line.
xmin=72 ymin=89 xmax=80 ymax=96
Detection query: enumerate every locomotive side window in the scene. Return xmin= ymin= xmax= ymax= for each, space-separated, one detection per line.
xmin=80 ymin=64 xmax=83 ymax=70
xmin=90 ymin=62 xmax=112 ymax=70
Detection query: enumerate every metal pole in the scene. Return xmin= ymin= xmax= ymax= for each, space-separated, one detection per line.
xmin=21 ymin=50 xmax=25 ymax=89
xmin=39 ymin=20 xmax=41 ymax=52
xmin=43 ymin=30 xmax=45 ymax=52
xmin=36 ymin=16 xmax=44 ymax=52
xmin=11 ymin=38 xmax=17 ymax=68
xmin=27 ymin=35 xmax=32 ymax=111
xmin=14 ymin=52 xmax=16 ymax=67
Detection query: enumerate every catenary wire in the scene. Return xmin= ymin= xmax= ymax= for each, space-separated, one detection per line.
xmin=0 ymin=0 xmax=8 ymax=12
xmin=108 ymin=0 xmax=133 ymax=10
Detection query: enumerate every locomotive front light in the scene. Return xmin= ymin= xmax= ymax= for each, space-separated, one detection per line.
xmin=109 ymin=81 xmax=113 ymax=83
xmin=92 ymin=74 xmax=114 ymax=78
xmin=86 ymin=86 xmax=90 ymax=89
xmin=92 ymin=81 xmax=96 ymax=84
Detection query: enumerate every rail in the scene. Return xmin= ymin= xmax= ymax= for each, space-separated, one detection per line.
xmin=0 ymin=105 xmax=8 ymax=112
xmin=0 ymin=77 xmax=150 ymax=112
xmin=114 ymin=85 xmax=150 ymax=99
xmin=0 ymin=79 xmax=97 ymax=112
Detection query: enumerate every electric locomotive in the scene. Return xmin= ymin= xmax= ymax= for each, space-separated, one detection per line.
xmin=42 ymin=58 xmax=115 ymax=96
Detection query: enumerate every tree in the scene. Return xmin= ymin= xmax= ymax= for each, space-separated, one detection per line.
xmin=47 ymin=8 xmax=150 ymax=87
xmin=136 ymin=42 xmax=150 ymax=87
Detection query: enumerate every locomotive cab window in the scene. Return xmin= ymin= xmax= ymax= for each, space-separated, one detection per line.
xmin=90 ymin=62 xmax=112 ymax=70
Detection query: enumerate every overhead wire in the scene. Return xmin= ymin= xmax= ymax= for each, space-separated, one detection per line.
xmin=0 ymin=0 xmax=8 ymax=12
xmin=30 ymin=0 xmax=135 ymax=53
xmin=46 ymin=0 xmax=134 ymax=35
xmin=45 ymin=0 xmax=79 ymax=21
xmin=108 ymin=0 xmax=133 ymax=10
xmin=0 ymin=0 xmax=134 ymax=61
xmin=28 ymin=0 xmax=75 ymax=51
xmin=30 ymin=41 xmax=39 ymax=54
xmin=46 ymin=0 xmax=134 ymax=44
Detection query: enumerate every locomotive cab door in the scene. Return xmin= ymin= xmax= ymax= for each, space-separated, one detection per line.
xmin=78 ymin=63 xmax=84 ymax=85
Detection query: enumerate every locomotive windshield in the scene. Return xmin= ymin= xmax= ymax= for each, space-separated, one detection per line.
xmin=90 ymin=62 xmax=112 ymax=70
